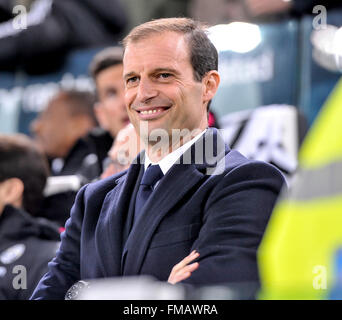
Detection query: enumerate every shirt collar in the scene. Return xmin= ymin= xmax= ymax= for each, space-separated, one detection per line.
xmin=144 ymin=129 xmax=207 ymax=175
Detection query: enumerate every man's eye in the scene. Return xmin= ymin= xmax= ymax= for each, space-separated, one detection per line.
xmin=159 ymin=73 xmax=171 ymax=79
xmin=127 ymin=76 xmax=138 ymax=84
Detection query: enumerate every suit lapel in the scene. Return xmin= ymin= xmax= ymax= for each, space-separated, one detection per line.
xmin=120 ymin=165 xmax=144 ymax=273
xmin=94 ymin=160 xmax=142 ymax=277
xmin=122 ymin=128 xmax=229 ymax=276
xmin=122 ymin=162 xmax=205 ymax=276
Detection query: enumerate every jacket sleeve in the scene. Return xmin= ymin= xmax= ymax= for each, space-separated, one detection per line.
xmin=30 ymin=184 xmax=88 ymax=300
xmin=183 ymin=161 xmax=285 ymax=286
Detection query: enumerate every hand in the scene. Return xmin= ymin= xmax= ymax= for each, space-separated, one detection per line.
xmin=168 ymin=250 xmax=200 ymax=285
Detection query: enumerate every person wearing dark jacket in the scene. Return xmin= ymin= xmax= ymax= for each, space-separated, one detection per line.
xmin=38 ymin=127 xmax=113 ymax=227
xmin=37 ymin=48 xmax=131 ymax=226
xmin=0 ymin=205 xmax=60 ymax=300
xmin=31 ymin=18 xmax=285 ymax=300
xmin=0 ymin=134 xmax=60 ymax=300
xmin=90 ymin=46 xmax=130 ymax=144
xmin=31 ymin=89 xmax=108 ymax=179
xmin=31 ymin=89 xmax=112 ymax=226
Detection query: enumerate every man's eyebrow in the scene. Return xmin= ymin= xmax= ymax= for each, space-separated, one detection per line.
xmin=123 ymin=72 xmax=137 ymax=80
xmin=152 ymin=67 xmax=179 ymax=75
xmin=123 ymin=68 xmax=179 ymax=80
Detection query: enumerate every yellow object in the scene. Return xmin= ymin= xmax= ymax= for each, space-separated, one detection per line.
xmin=258 ymin=78 xmax=342 ymax=300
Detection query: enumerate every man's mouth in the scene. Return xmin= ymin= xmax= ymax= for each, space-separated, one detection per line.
xmin=136 ymin=106 xmax=171 ymax=120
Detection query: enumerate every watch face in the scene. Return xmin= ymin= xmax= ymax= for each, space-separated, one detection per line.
xmin=65 ymin=280 xmax=90 ymax=300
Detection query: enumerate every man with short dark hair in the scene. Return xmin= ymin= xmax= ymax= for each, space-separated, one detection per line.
xmin=89 ymin=46 xmax=130 ymax=140
xmin=0 ymin=134 xmax=60 ymax=300
xmin=31 ymin=18 xmax=285 ymax=299
xmin=31 ymin=89 xmax=109 ymax=226
xmin=31 ymin=89 xmax=98 ymax=174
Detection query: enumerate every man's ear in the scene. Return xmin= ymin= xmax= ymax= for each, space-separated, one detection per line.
xmin=202 ymin=70 xmax=220 ymax=104
xmin=0 ymin=178 xmax=24 ymax=208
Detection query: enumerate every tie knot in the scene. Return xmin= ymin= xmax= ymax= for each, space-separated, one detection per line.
xmin=141 ymin=165 xmax=163 ymax=187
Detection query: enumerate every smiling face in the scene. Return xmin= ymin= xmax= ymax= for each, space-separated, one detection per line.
xmin=123 ymin=31 xmax=216 ymax=149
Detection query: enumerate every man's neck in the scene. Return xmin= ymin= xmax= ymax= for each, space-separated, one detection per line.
xmin=145 ymin=128 xmax=206 ymax=163
xmin=144 ymin=129 xmax=207 ymax=177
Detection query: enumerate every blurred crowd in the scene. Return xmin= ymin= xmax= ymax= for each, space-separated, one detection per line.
xmin=0 ymin=0 xmax=341 ymax=73
xmin=0 ymin=0 xmax=341 ymax=300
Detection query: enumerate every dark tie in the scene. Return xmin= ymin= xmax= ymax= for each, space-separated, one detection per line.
xmin=134 ymin=165 xmax=163 ymax=224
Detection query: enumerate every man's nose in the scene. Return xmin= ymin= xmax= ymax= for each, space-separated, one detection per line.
xmin=136 ymin=78 xmax=158 ymax=104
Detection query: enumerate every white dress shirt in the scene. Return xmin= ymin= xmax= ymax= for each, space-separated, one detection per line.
xmin=144 ymin=129 xmax=207 ymax=183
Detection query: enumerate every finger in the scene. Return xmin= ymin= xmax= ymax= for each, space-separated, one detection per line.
xmin=172 ymin=252 xmax=199 ymax=272
xmin=169 ymin=271 xmax=191 ymax=284
xmin=173 ymin=263 xmax=199 ymax=282
xmin=176 ymin=251 xmax=199 ymax=268
xmin=175 ymin=262 xmax=199 ymax=276
xmin=170 ymin=262 xmax=199 ymax=284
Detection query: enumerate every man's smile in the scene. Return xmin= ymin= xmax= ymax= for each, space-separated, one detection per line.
xmin=135 ymin=106 xmax=171 ymax=120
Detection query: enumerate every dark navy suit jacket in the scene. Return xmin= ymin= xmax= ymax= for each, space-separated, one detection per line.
xmin=31 ymin=128 xmax=285 ymax=299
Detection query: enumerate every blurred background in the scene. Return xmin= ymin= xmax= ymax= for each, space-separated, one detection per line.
xmin=1 ymin=0 xmax=342 ymax=300
xmin=1 ymin=0 xmax=341 ymax=176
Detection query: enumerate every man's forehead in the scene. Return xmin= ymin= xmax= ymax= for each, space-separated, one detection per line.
xmin=123 ymin=32 xmax=190 ymax=70
xmin=125 ymin=32 xmax=188 ymax=54
xmin=126 ymin=30 xmax=186 ymax=46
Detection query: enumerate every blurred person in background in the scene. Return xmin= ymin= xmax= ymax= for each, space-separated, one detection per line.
xmin=31 ymin=89 xmax=102 ymax=178
xmin=30 ymin=89 xmax=108 ymax=226
xmin=0 ymin=134 xmax=60 ymax=300
xmin=90 ymin=46 xmax=134 ymax=178
xmin=89 ymin=46 xmax=130 ymax=143
xmin=101 ymin=123 xmax=142 ymax=179
xmin=0 ymin=0 xmax=127 ymax=72
xmin=30 ymin=45 xmax=132 ymax=225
